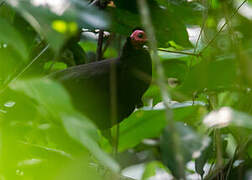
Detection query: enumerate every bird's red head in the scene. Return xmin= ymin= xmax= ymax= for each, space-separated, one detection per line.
xmin=130 ymin=30 xmax=147 ymax=49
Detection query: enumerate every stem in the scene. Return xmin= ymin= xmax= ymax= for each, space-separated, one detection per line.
xmin=0 ymin=44 xmax=50 ymax=94
xmin=158 ymin=48 xmax=200 ymax=57
xmin=189 ymin=0 xmax=208 ymax=68
xmin=200 ymin=0 xmax=247 ymax=54
xmin=96 ymin=29 xmax=104 ymax=61
xmin=102 ymin=33 xmax=114 ymax=55
xmin=215 ymin=129 xmax=223 ymax=167
xmin=209 ymin=94 xmax=224 ymax=170
xmin=137 ymin=0 xmax=185 ymax=178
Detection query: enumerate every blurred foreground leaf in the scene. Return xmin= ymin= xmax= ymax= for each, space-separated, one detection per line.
xmin=9 ymin=79 xmax=119 ymax=172
xmin=160 ymin=122 xmax=209 ymax=179
xmin=7 ymin=0 xmax=109 ymax=51
xmin=0 ymin=17 xmax=28 ymax=60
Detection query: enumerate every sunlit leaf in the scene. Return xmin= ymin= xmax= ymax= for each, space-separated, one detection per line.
xmin=62 ymin=115 xmax=120 ymax=173
xmin=0 ymin=17 xmax=28 ymax=60
xmin=8 ymin=79 xmax=119 ymax=172
xmin=116 ymin=109 xmax=166 ymax=152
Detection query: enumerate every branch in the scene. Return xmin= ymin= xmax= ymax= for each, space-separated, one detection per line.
xmin=194 ymin=0 xmax=208 ymax=54
xmin=200 ymin=0 xmax=247 ymax=54
xmin=96 ymin=29 xmax=104 ymax=61
xmin=89 ymin=0 xmax=111 ymax=9
xmin=102 ymin=33 xmax=114 ymax=55
xmin=158 ymin=48 xmax=201 ymax=57
xmin=189 ymin=0 xmax=209 ymax=68
xmin=0 ymin=44 xmax=50 ymax=94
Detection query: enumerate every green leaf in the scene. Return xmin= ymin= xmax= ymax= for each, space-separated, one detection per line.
xmin=44 ymin=61 xmax=67 ymax=71
xmin=108 ymin=2 xmax=191 ymax=47
xmin=0 ymin=3 xmax=16 ymax=22
xmin=160 ymin=122 xmax=209 ymax=178
xmin=181 ymin=58 xmax=237 ymax=94
xmin=155 ymin=0 xmax=204 ymax=24
xmin=9 ymin=79 xmax=119 ymax=172
xmin=162 ymin=60 xmax=188 ymax=82
xmin=7 ymin=0 xmax=109 ymax=52
xmin=142 ymin=161 xmax=170 ymax=180
xmin=62 ymin=114 xmax=120 ymax=173
xmin=195 ymin=140 xmax=213 ymax=177
xmin=117 ymin=109 xmax=166 ymax=152
xmin=154 ymin=101 xmax=207 ymax=126
xmin=0 ymin=17 xmax=28 ymax=60
xmin=9 ymin=79 xmax=73 ymax=118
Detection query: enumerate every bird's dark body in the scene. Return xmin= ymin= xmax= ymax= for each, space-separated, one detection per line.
xmin=50 ymin=37 xmax=152 ymax=129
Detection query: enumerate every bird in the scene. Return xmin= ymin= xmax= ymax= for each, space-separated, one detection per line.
xmin=50 ymin=29 xmax=152 ymax=129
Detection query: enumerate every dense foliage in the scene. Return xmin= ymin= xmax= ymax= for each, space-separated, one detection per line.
xmin=0 ymin=0 xmax=252 ymax=179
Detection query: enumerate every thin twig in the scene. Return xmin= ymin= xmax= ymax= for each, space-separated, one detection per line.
xmin=97 ymin=29 xmax=104 ymax=61
xmin=0 ymin=44 xmax=50 ymax=94
xmin=225 ymin=147 xmax=238 ymax=180
xmin=102 ymin=33 xmax=115 ymax=55
xmin=189 ymin=0 xmax=208 ymax=68
xmin=137 ymin=0 xmax=185 ymax=178
xmin=81 ymin=29 xmax=97 ymax=33
xmin=205 ymin=136 xmax=252 ymax=180
xmin=19 ymin=141 xmax=73 ymax=159
xmin=215 ymin=129 xmax=223 ymax=167
xmin=200 ymin=0 xmax=247 ymax=54
xmin=158 ymin=48 xmax=201 ymax=57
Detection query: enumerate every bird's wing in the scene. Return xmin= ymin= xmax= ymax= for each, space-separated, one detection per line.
xmin=48 ymin=58 xmax=122 ymax=129
xmin=49 ymin=58 xmax=119 ymax=82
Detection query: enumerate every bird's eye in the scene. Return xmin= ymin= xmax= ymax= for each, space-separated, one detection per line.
xmin=137 ymin=33 xmax=143 ymax=38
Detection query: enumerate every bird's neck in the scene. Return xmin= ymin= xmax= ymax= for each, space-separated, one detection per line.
xmin=121 ymin=38 xmax=136 ymax=56
xmin=120 ymin=38 xmax=147 ymax=65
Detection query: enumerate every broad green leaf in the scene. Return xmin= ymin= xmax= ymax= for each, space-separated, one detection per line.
xmin=117 ymin=109 xmax=166 ymax=152
xmin=7 ymin=0 xmax=109 ymax=52
xmin=55 ymin=157 xmax=103 ymax=180
xmin=160 ymin=122 xmax=209 ymax=179
xmin=142 ymin=162 xmax=157 ymax=180
xmin=108 ymin=1 xmax=191 ymax=47
xmin=0 ymin=2 xmax=15 ymax=22
xmin=9 ymin=79 xmax=119 ymax=172
xmin=154 ymin=0 xmax=204 ymax=24
xmin=105 ymin=101 xmax=206 ymax=152
xmin=162 ymin=60 xmax=188 ymax=82
xmin=154 ymin=101 xmax=207 ymax=126
xmin=181 ymin=58 xmax=237 ymax=94
xmin=62 ymin=114 xmax=120 ymax=173
xmin=0 ymin=17 xmax=28 ymax=60
xmin=44 ymin=61 xmax=67 ymax=71
xmin=141 ymin=161 xmax=170 ymax=180
xmin=9 ymin=79 xmax=73 ymax=118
